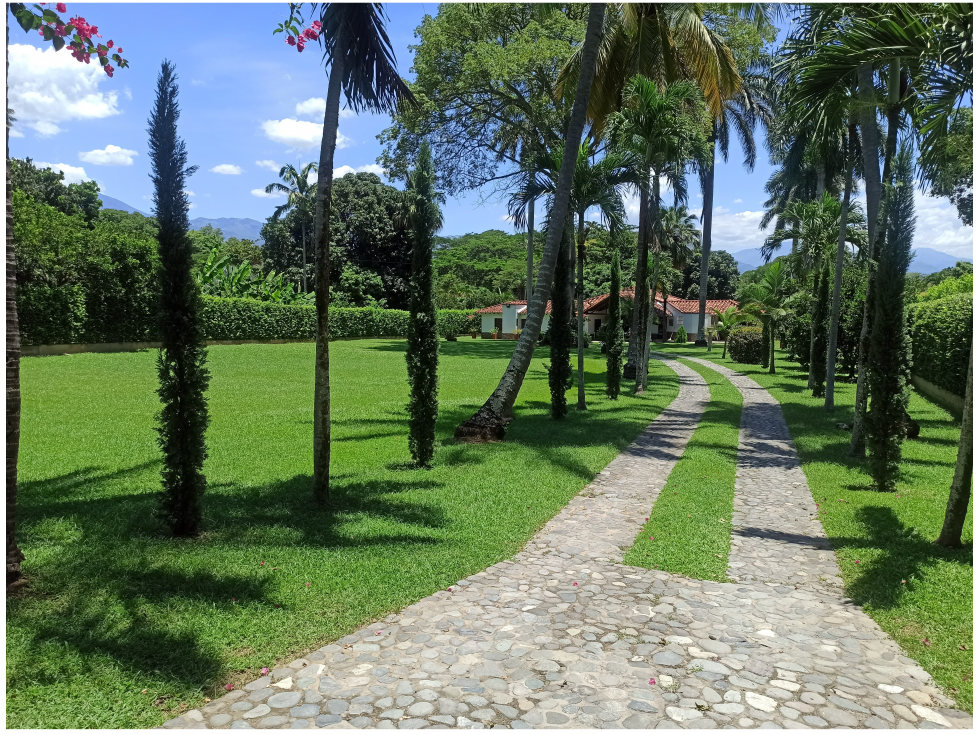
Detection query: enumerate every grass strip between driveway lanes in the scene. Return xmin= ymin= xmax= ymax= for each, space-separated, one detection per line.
xmin=623 ymin=357 xmax=742 ymax=581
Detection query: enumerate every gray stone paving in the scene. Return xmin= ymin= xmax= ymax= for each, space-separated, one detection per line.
xmin=162 ymin=356 xmax=971 ymax=730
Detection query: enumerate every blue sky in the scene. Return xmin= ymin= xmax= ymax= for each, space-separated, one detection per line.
xmin=7 ymin=2 xmax=973 ymax=259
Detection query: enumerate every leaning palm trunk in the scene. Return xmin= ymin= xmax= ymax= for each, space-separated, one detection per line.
xmin=936 ymin=344 xmax=973 ymax=547
xmin=312 ymin=54 xmax=345 ymax=500
xmin=454 ymin=3 xmax=606 ymax=440
xmin=576 ymin=211 xmax=587 ymax=410
xmin=526 ymin=198 xmax=535 ymax=299
xmin=695 ymin=132 xmax=716 ymax=346
xmin=624 ymin=182 xmax=650 ymax=379
xmin=850 ymin=64 xmax=882 ymax=457
xmin=638 ymin=256 xmax=659 ymax=393
xmin=807 ymin=258 xmax=823 ymax=390
xmin=6 ymin=23 xmax=25 ymax=585
xmin=826 ymin=122 xmax=856 ymax=411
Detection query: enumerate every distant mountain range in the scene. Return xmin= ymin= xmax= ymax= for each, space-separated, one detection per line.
xmin=723 ymin=246 xmax=972 ymax=276
xmin=98 ymin=195 xmax=265 ymax=244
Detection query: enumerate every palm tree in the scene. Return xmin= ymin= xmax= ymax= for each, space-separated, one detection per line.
xmin=741 ymin=260 xmax=791 ymax=375
xmin=936 ymin=344 xmax=973 ymax=548
xmin=610 ymin=76 xmax=711 ymax=392
xmin=265 ymin=161 xmax=317 ymax=293
xmin=712 ymin=305 xmax=747 ymax=359
xmin=695 ymin=58 xmax=772 ymax=345
xmin=298 ymin=2 xmax=415 ymax=500
xmin=455 ymin=3 xmax=607 ymax=440
xmin=509 ymin=141 xmax=634 ymax=410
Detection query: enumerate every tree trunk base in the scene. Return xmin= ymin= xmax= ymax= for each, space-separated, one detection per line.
xmin=623 ymin=363 xmax=637 ymax=380
xmin=454 ymin=408 xmax=508 ymax=443
xmin=694 ymin=338 xmax=708 ymax=347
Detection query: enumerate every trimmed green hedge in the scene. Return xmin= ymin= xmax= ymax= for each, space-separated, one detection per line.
xmin=19 ymin=292 xmax=476 ymax=346
xmin=728 ymin=326 xmax=765 ymax=365
xmin=907 ymin=293 xmax=972 ymax=398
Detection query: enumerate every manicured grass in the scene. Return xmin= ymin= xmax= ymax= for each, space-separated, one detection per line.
xmin=8 ymin=340 xmax=679 ymax=728
xmin=658 ymin=342 xmax=973 ymax=713
xmin=623 ymin=358 xmax=741 ymax=581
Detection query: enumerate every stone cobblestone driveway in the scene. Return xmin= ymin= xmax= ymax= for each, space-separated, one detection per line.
xmin=162 ymin=356 xmax=971 ymax=730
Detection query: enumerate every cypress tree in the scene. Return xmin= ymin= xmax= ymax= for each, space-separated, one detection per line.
xmin=811 ymin=255 xmax=831 ymax=398
xmin=149 ymin=61 xmax=210 ymax=536
xmin=406 ymin=141 xmax=441 ymax=466
xmin=867 ymin=143 xmax=915 ymax=491
xmin=547 ymin=225 xmax=575 ymax=419
xmin=606 ymin=250 xmax=624 ymax=399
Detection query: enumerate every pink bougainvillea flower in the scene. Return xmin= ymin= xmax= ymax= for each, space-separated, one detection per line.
xmin=105 ymin=65 xmax=113 ymax=77
xmin=261 ymin=667 xmax=270 ymax=675
xmin=311 ymin=20 xmax=322 ymax=29
xmin=286 ymin=35 xmax=296 ymax=46
xmin=854 ymin=560 xmax=860 ymax=564
xmin=649 ymin=678 xmax=656 ymax=685
xmin=260 ymin=561 xmax=265 ymax=566
xmin=921 ymin=638 xmax=931 ymax=647
xmin=644 ymin=517 xmax=649 ymax=522
xmin=107 ymin=39 xmax=113 ymax=48
xmin=573 ymin=582 xmax=577 ymax=586
xmin=375 ymin=631 xmax=381 ymax=635
xmin=225 ymin=683 xmax=235 ymax=691
xmin=305 ymin=582 xmax=311 ymax=587
xmin=57 ymin=2 xmax=67 ymax=11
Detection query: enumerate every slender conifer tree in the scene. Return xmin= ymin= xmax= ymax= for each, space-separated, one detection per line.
xmin=406 ymin=141 xmax=441 ymax=465
xmin=149 ymin=61 xmax=210 ymax=535
xmin=548 ymin=225 xmax=575 ymax=419
xmin=606 ymin=250 xmax=624 ymax=399
xmin=867 ymin=144 xmax=915 ymax=491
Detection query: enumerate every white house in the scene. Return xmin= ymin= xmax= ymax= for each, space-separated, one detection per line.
xmin=476 ymin=292 xmax=738 ymax=341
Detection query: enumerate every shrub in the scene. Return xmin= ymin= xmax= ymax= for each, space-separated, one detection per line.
xmin=907 ymin=293 xmax=973 ymax=397
xmin=728 ymin=326 xmax=765 ymax=364
xmin=675 ymin=325 xmax=687 ymax=344
xmin=784 ymin=311 xmax=812 ymax=369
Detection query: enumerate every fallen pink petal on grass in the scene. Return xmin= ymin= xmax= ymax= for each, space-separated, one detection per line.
xmin=225 ymin=684 xmax=234 ymax=691
xmin=261 ymin=667 xmax=269 ymax=676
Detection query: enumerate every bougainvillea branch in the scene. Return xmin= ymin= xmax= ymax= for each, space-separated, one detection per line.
xmin=8 ymin=3 xmax=128 ymax=77
xmin=272 ymin=3 xmax=320 ymax=53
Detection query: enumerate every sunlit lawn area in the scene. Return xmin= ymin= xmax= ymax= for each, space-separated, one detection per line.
xmin=624 ymin=358 xmax=741 ymax=581
xmin=7 ymin=339 xmax=679 ymax=729
xmin=658 ymin=342 xmax=973 ymax=713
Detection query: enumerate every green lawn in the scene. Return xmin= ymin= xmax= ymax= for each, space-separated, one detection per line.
xmin=624 ymin=358 xmax=741 ymax=581
xmin=658 ymin=342 xmax=973 ymax=713
xmin=7 ymin=339 xmax=679 ymax=729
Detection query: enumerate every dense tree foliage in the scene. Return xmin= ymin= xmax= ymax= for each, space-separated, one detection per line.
xmin=10 ymin=157 xmax=102 ymax=223
xmin=680 ymin=250 xmax=740 ymax=300
xmin=547 ymin=228 xmax=575 ymax=420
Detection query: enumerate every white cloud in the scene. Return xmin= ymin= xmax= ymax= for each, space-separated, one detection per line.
xmin=296 ymin=97 xmax=325 ymax=118
xmin=210 ymin=164 xmax=242 ymax=175
xmin=123 ymin=87 xmax=133 ymax=101
xmin=191 ymin=79 xmax=205 ymax=86
xmin=34 ymin=161 xmax=91 ymax=185
xmin=184 ymin=190 xmax=196 ymax=197
xmin=255 ymin=159 xmax=281 ymax=172
xmin=79 ymin=144 xmax=138 ymax=166
xmin=340 ymin=109 xmax=357 ymax=119
xmin=261 ymin=118 xmax=351 ymax=152
xmin=333 ymin=163 xmax=384 ymax=179
xmin=7 ymin=44 xmax=120 ymax=135
xmin=251 ymin=188 xmax=284 ymax=199
xmin=733 ymin=198 xmax=742 ymax=204
xmin=9 ymin=128 xmax=24 ymax=138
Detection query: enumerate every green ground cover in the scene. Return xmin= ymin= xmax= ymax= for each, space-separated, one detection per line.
xmin=623 ymin=358 xmax=742 ymax=580
xmin=658 ymin=342 xmax=973 ymax=713
xmin=7 ymin=340 xmax=679 ymax=729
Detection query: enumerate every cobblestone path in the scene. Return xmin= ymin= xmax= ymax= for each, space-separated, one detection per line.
xmin=162 ymin=357 xmax=971 ymax=731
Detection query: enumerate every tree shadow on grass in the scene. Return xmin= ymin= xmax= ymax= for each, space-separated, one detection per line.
xmin=832 ymin=505 xmax=973 ymax=611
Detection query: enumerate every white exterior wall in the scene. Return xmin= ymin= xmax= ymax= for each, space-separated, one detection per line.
xmin=481 ymin=314 xmax=499 ymax=333
xmin=501 ymin=304 xmax=519 ymax=334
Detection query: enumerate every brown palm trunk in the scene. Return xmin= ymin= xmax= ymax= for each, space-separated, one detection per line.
xmin=807 ymin=258 xmax=822 ymax=390
xmin=825 ymin=121 xmax=856 ymax=411
xmin=312 ymin=54 xmax=345 ymax=501
xmin=455 ymin=3 xmax=606 ymax=438
xmin=576 ymin=210 xmax=586 ymax=411
xmin=638 ymin=174 xmax=662 ymax=392
xmin=624 ymin=181 xmax=649 ymax=379
xmin=526 ymin=197 xmax=535 ymax=300
xmin=7 ymin=24 xmax=26 ymax=585
xmin=696 ymin=130 xmax=716 ymax=346
xmin=769 ymin=318 xmax=776 ymax=375
xmin=936 ymin=344 xmax=973 ymax=547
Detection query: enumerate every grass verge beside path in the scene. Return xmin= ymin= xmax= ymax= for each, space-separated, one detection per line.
xmin=623 ymin=357 xmax=742 ymax=581
xmin=657 ymin=342 xmax=973 ymax=713
xmin=8 ymin=340 xmax=679 ymax=729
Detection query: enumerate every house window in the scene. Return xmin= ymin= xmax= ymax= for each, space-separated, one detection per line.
xmin=520 ymin=318 xmax=526 ymax=329
xmin=494 ymin=318 xmax=503 ymax=332
xmin=594 ymin=319 xmax=602 ymax=334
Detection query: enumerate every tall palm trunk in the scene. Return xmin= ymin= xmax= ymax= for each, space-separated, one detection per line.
xmin=936 ymin=344 xmax=973 ymax=547
xmin=638 ymin=174 xmax=662 ymax=393
xmin=769 ymin=316 xmax=776 ymax=374
xmin=455 ymin=3 xmax=606 ymax=439
xmin=850 ymin=63 xmax=882 ymax=457
xmin=826 ymin=122 xmax=856 ymax=411
xmin=576 ymin=210 xmax=587 ymax=410
xmin=312 ymin=54 xmax=345 ymax=501
xmin=695 ymin=130 xmax=716 ymax=346
xmin=526 ymin=198 xmax=535 ymax=299
xmin=6 ymin=24 xmax=25 ymax=585
xmin=624 ymin=182 xmax=650 ymax=379
xmin=852 ymin=62 xmax=901 ymax=456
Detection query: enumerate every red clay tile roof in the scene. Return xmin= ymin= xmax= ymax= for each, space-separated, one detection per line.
xmin=476 ymin=300 xmax=553 ymax=315
xmin=668 ymin=298 xmax=739 ymax=314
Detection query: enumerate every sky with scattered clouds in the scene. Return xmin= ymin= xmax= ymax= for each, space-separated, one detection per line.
xmin=7 ymin=2 xmax=973 ymax=260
